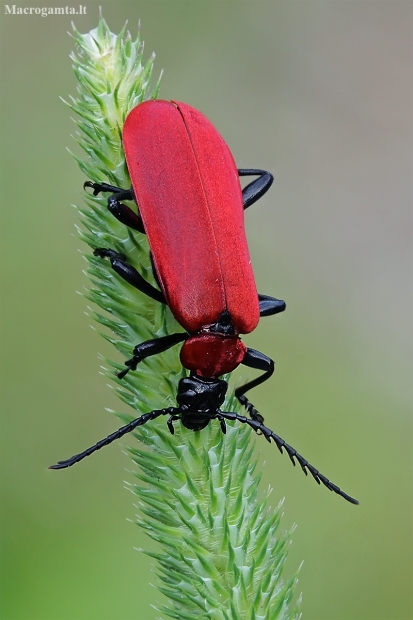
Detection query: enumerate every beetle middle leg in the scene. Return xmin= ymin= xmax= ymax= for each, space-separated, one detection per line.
xmin=235 ymin=348 xmax=274 ymax=423
xmin=84 ymin=181 xmax=145 ymax=233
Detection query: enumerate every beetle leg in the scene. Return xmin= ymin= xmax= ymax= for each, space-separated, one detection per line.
xmin=84 ymin=181 xmax=130 ymax=195
xmin=118 ymin=333 xmax=188 ymax=380
xmin=49 ymin=407 xmax=178 ymax=469
xmin=238 ymin=169 xmax=274 ymax=210
xmin=258 ymin=294 xmax=286 ymax=317
xmin=167 ymin=415 xmax=182 ymax=435
xmin=94 ymin=247 xmax=166 ymax=304
xmin=217 ymin=411 xmax=359 ymax=505
xmin=216 ymin=414 xmax=227 ymax=434
xmin=235 ymin=348 xmax=275 ymax=423
xmin=84 ymin=181 xmax=145 ymax=233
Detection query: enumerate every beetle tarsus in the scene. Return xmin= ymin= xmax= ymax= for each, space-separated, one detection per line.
xmin=116 ymin=366 xmax=133 ymax=380
xmin=218 ymin=415 xmax=227 ymax=434
xmin=117 ymin=357 xmax=139 ymax=379
xmin=84 ymin=181 xmax=127 ymax=196
xmin=84 ymin=181 xmax=103 ymax=196
xmin=93 ymin=247 xmax=126 ymax=261
xmin=167 ymin=417 xmax=176 ymax=435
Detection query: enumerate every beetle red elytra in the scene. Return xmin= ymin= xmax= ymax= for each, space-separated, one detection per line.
xmin=51 ymin=100 xmax=358 ymax=504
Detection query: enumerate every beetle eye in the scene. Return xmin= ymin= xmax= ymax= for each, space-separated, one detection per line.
xmin=176 ymin=389 xmax=197 ymax=405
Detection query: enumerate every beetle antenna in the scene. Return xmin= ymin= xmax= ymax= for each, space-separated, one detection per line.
xmin=219 ymin=411 xmax=359 ymax=505
xmin=49 ymin=407 xmax=178 ymax=470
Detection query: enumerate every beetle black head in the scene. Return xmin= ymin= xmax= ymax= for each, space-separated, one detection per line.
xmin=176 ymin=374 xmax=227 ymax=430
xmin=50 ymin=376 xmax=359 ymax=503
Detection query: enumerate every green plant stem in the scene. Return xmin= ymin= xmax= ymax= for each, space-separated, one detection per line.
xmin=68 ymin=15 xmax=301 ymax=619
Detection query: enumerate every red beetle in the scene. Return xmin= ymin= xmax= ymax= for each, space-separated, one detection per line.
xmin=51 ymin=101 xmax=358 ymax=504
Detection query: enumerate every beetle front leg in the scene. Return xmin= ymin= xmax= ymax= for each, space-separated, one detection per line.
xmin=235 ymin=348 xmax=275 ymax=423
xmin=84 ymin=181 xmax=145 ymax=233
xmin=118 ymin=333 xmax=188 ymax=379
xmin=238 ymin=169 xmax=274 ymax=210
xmin=94 ymin=248 xmax=166 ymax=304
xmin=167 ymin=415 xmax=182 ymax=435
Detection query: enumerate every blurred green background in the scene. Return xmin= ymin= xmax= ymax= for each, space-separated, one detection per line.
xmin=1 ymin=2 xmax=411 ymax=619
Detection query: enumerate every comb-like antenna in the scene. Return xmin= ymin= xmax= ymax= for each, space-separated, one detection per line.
xmin=49 ymin=407 xmax=177 ymax=469
xmin=50 ymin=404 xmax=359 ymax=505
xmin=219 ymin=411 xmax=359 ymax=505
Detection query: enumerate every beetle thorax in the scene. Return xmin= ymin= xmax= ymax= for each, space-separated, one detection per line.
xmin=180 ymin=333 xmax=246 ymax=378
xmin=180 ymin=311 xmax=247 ymax=378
